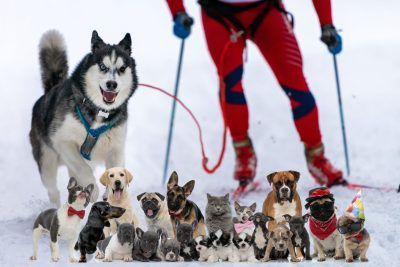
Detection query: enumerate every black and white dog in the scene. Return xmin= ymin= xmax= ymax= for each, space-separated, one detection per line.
xmin=30 ymin=177 xmax=93 ymax=262
xmin=30 ymin=30 xmax=138 ymax=206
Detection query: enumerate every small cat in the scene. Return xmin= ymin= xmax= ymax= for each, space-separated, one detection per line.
xmin=233 ymin=201 xmax=256 ymax=235
xmin=205 ymin=193 xmax=233 ymax=234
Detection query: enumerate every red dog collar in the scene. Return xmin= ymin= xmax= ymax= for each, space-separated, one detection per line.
xmin=68 ymin=206 xmax=85 ymax=219
xmin=309 ymin=214 xmax=337 ymax=240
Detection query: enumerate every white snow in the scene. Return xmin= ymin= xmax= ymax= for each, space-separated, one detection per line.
xmin=0 ymin=0 xmax=399 ymax=266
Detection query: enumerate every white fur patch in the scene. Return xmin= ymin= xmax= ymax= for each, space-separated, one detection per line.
xmin=273 ymin=201 xmax=297 ymax=224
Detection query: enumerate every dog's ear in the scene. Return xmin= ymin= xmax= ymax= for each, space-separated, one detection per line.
xmin=124 ymin=169 xmax=133 ymax=185
xmin=282 ymin=214 xmax=292 ymax=222
xmin=155 ymin=192 xmax=165 ymax=201
xmin=268 ymin=231 xmax=274 ymax=239
xmin=183 ymin=180 xmax=195 ymax=197
xmin=100 ymin=170 xmax=109 ymax=186
xmin=287 ymin=230 xmax=293 ymax=238
xmin=303 ymin=214 xmax=311 ymax=223
xmin=289 ymin=170 xmax=300 ymax=182
xmin=161 ymin=231 xmax=168 ymax=245
xmin=266 ymin=216 xmax=275 ymax=222
xmin=167 ymin=171 xmax=179 ymax=191
xmin=85 ymin=184 xmax=95 ymax=195
xmin=67 ymin=177 xmax=78 ymax=190
xmin=249 ymin=202 xmax=257 ymax=212
xmin=136 ymin=192 xmax=145 ymax=201
xmin=223 ymin=193 xmax=230 ymax=201
xmin=136 ymin=227 xmax=144 ymax=239
xmin=91 ymin=30 xmax=105 ymax=53
xmin=118 ymin=33 xmax=132 ymax=55
xmin=266 ymin=172 xmax=277 ymax=185
xmin=234 ymin=201 xmax=241 ymax=212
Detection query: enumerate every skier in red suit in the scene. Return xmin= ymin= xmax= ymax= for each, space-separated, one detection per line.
xmin=166 ymin=0 xmax=346 ymax=191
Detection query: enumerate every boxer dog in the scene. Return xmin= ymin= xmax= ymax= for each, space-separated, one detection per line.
xmin=262 ymin=171 xmax=302 ymax=229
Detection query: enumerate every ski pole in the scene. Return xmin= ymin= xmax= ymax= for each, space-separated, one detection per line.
xmin=333 ymin=54 xmax=350 ymax=176
xmin=162 ymin=39 xmax=186 ymax=184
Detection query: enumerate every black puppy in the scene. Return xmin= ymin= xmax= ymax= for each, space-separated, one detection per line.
xmin=75 ymin=202 xmax=125 ymax=262
xmin=283 ymin=214 xmax=312 ymax=260
xmin=176 ymin=220 xmax=198 ymax=261
xmin=250 ymin=212 xmax=274 ymax=260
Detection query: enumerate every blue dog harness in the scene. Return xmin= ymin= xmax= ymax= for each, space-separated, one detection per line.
xmin=75 ymin=105 xmax=120 ymax=160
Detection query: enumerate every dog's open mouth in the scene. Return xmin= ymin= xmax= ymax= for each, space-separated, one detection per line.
xmin=144 ymin=207 xmax=159 ymax=218
xmin=101 ymin=88 xmax=118 ymax=104
xmin=112 ymin=188 xmax=123 ymax=201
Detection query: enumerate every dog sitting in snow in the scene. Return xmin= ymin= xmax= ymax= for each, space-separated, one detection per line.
xmin=194 ymin=235 xmax=216 ymax=262
xmin=209 ymin=229 xmax=239 ymax=262
xmin=176 ymin=220 xmax=199 ymax=261
xmin=100 ymin=167 xmax=139 ymax=236
xmin=159 ymin=232 xmax=184 ymax=261
xmin=306 ymin=187 xmax=344 ymax=261
xmin=132 ymin=228 xmax=163 ymax=262
xmin=30 ymin=178 xmax=93 ymax=262
xmin=283 ymin=214 xmax=312 ymax=260
xmin=96 ymin=222 xmax=135 ymax=262
xmin=137 ymin=192 xmax=173 ymax=237
xmin=250 ymin=212 xmax=274 ymax=260
xmin=232 ymin=232 xmax=258 ymax=262
xmin=262 ymin=224 xmax=299 ymax=262
xmin=337 ymin=191 xmax=370 ymax=262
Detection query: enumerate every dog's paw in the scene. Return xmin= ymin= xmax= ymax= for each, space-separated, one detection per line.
xmin=51 ymin=256 xmax=60 ymax=262
xmin=305 ymin=256 xmax=312 ymax=261
xmin=317 ymin=257 xmax=326 ymax=262
xmin=361 ymin=257 xmax=368 ymax=262
xmin=123 ymin=255 xmax=133 ymax=262
xmin=29 ymin=256 xmax=37 ymax=261
xmin=346 ymin=258 xmax=354 ymax=263
xmin=260 ymin=258 xmax=270 ymax=262
xmin=69 ymin=257 xmax=78 ymax=263
xmin=103 ymin=257 xmax=112 ymax=262
xmin=291 ymin=257 xmax=301 ymax=262
xmin=334 ymin=255 xmax=345 ymax=260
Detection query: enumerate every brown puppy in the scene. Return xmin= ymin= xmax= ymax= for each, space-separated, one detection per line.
xmin=262 ymin=171 xmax=302 ymax=229
xmin=100 ymin=167 xmax=139 ymax=236
xmin=337 ymin=215 xmax=370 ymax=262
xmin=261 ymin=224 xmax=299 ymax=262
xmin=166 ymin=171 xmax=206 ymax=238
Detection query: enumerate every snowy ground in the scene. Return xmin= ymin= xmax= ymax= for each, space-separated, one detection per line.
xmin=0 ymin=0 xmax=399 ymax=266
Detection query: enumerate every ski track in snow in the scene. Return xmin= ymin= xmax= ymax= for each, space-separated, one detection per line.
xmin=1 ymin=0 xmax=399 ymax=266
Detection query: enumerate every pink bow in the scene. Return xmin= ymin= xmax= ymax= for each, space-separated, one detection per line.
xmin=234 ymin=221 xmax=255 ymax=234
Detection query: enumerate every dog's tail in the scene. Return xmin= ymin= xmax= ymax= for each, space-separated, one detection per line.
xmin=39 ymin=30 xmax=68 ymax=94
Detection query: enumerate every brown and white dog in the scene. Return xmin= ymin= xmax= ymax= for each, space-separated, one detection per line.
xmin=100 ymin=167 xmax=139 ymax=236
xmin=166 ymin=171 xmax=206 ymax=238
xmin=262 ymin=171 xmax=302 ymax=229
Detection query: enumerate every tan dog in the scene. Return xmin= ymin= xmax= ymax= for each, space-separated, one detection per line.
xmin=100 ymin=167 xmax=139 ymax=236
xmin=337 ymin=215 xmax=370 ymax=262
xmin=261 ymin=224 xmax=299 ymax=262
xmin=262 ymin=171 xmax=302 ymax=229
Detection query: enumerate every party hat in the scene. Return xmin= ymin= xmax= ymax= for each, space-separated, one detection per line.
xmin=345 ymin=190 xmax=365 ymax=220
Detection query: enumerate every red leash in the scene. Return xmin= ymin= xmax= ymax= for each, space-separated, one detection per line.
xmin=139 ymin=41 xmax=234 ymax=174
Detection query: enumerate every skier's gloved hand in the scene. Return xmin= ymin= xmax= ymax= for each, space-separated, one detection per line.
xmin=320 ymin=24 xmax=342 ymax=55
xmin=173 ymin=12 xmax=194 ymax=39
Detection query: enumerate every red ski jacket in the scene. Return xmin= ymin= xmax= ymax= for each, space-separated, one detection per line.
xmin=166 ymin=0 xmax=333 ymax=26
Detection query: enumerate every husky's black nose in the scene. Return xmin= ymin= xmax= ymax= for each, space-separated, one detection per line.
xmin=106 ymin=80 xmax=118 ymax=90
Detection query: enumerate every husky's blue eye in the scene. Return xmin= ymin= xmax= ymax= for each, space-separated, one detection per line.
xmin=99 ymin=63 xmax=108 ymax=72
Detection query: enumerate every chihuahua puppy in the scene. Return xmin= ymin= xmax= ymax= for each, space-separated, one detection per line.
xmin=194 ymin=235 xmax=216 ymax=262
xmin=283 ymin=214 xmax=312 ymax=260
xmin=250 ymin=212 xmax=274 ymax=260
xmin=232 ymin=232 xmax=258 ymax=262
xmin=262 ymin=224 xmax=299 ymax=262
xmin=337 ymin=215 xmax=370 ymax=262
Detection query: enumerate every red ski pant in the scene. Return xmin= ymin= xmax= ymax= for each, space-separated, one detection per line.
xmin=201 ymin=7 xmax=322 ymax=148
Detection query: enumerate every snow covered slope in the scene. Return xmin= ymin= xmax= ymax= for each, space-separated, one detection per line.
xmin=0 ymin=0 xmax=399 ymax=266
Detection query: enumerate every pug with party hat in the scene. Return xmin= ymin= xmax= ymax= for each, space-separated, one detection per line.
xmin=337 ymin=190 xmax=370 ymax=262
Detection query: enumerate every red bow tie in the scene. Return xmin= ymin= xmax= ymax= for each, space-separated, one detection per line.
xmin=68 ymin=207 xmax=85 ymax=219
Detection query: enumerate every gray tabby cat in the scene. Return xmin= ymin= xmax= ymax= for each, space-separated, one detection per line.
xmin=205 ymin=193 xmax=233 ymax=233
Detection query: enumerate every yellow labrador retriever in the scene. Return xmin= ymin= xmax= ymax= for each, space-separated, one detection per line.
xmin=100 ymin=167 xmax=139 ymax=236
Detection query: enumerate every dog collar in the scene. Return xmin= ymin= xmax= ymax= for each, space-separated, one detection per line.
xmin=346 ymin=231 xmax=364 ymax=243
xmin=67 ymin=206 xmax=85 ymax=219
xmin=75 ymin=105 xmax=121 ymax=160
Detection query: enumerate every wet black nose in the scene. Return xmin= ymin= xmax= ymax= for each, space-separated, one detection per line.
xmin=279 ymin=244 xmax=284 ymax=248
xmin=106 ymin=80 xmax=118 ymax=90
xmin=115 ymin=180 xmax=121 ymax=187
xmin=241 ymin=244 xmax=246 ymax=248
xmin=281 ymin=187 xmax=289 ymax=194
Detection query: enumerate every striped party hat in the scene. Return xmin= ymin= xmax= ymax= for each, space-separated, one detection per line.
xmin=345 ymin=190 xmax=365 ymax=220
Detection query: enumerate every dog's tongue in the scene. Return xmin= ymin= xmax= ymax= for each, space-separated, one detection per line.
xmin=147 ymin=209 xmax=154 ymax=217
xmin=113 ymin=189 xmax=122 ymax=201
xmin=102 ymin=90 xmax=118 ymax=103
